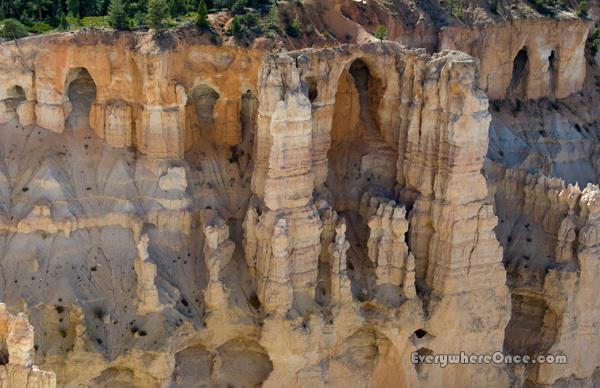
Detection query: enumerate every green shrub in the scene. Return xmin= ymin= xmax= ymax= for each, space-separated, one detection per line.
xmin=230 ymin=15 xmax=241 ymax=37
xmin=232 ymin=0 xmax=247 ymax=15
xmin=1 ymin=18 xmax=29 ymax=39
xmin=81 ymin=16 xmax=111 ymax=28
xmin=576 ymin=0 xmax=588 ymax=17
xmin=66 ymin=16 xmax=81 ymax=26
xmin=29 ymin=21 xmax=53 ymax=33
xmin=285 ymin=16 xmax=301 ymax=37
xmin=229 ymin=11 xmax=260 ymax=39
xmin=447 ymin=0 xmax=464 ymax=17
xmin=374 ymin=24 xmax=387 ymax=40
xmin=265 ymin=6 xmax=281 ymax=33
xmin=589 ymin=28 xmax=600 ymax=56
xmin=529 ymin=0 xmax=564 ymax=16
xmin=133 ymin=11 xmax=145 ymax=28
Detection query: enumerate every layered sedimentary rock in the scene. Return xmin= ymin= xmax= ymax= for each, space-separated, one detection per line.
xmin=440 ymin=18 xmax=589 ymax=100
xmin=0 ymin=18 xmax=596 ymax=386
xmin=479 ymin=28 xmax=600 ymax=382
xmin=242 ymin=41 xmax=509 ymax=386
xmin=487 ymin=163 xmax=600 ymax=385
xmin=0 ymin=30 xmax=263 ymax=158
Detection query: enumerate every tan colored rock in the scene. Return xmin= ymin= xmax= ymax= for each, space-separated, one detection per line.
xmin=134 ymin=234 xmax=162 ymax=315
xmin=440 ymin=19 xmax=590 ymax=100
xmin=104 ymin=100 xmax=133 ymax=148
xmin=35 ymin=104 xmax=65 ymax=133
xmin=0 ymin=25 xmax=595 ymax=387
xmin=201 ymin=210 xmax=235 ymax=311
xmin=328 ymin=217 xmax=352 ymax=306
xmin=361 ymin=193 xmax=410 ymax=289
xmin=0 ymin=304 xmax=56 ymax=388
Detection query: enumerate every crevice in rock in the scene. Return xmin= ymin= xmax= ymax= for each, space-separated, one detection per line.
xmin=508 ymin=48 xmax=529 ymax=100
xmin=315 ymin=258 xmax=331 ymax=307
xmin=504 ymin=292 xmax=558 ymax=355
xmin=342 ymin=210 xmax=376 ymax=301
xmin=548 ymin=50 xmax=558 ymax=98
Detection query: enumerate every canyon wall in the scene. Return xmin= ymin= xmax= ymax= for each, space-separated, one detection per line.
xmin=0 ymin=30 xmax=512 ymax=387
xmin=440 ymin=18 xmax=590 ymax=100
xmin=0 ymin=14 xmax=596 ymax=386
xmin=479 ymin=14 xmax=600 ymax=386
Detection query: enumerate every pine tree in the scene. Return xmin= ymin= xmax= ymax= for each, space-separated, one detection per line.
xmin=108 ymin=0 xmax=128 ymax=29
xmin=146 ymin=0 xmax=168 ymax=30
xmin=196 ymin=0 xmax=209 ymax=30
xmin=79 ymin=0 xmax=98 ymax=16
xmin=1 ymin=19 xmax=29 ymax=39
xmin=27 ymin=0 xmax=51 ymax=19
xmin=66 ymin=0 xmax=80 ymax=17
xmin=57 ymin=8 xmax=68 ymax=29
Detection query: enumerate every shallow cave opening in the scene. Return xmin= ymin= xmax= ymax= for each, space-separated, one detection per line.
xmin=306 ymin=77 xmax=318 ymax=102
xmin=348 ymin=59 xmax=381 ymax=132
xmin=185 ymin=84 xmax=220 ymax=150
xmin=65 ymin=67 xmax=97 ymax=129
xmin=184 ymin=84 xmax=222 ymax=161
xmin=5 ymin=85 xmax=26 ymax=111
xmin=173 ymin=344 xmax=213 ymax=387
xmin=184 ymin=84 xmax=240 ymax=213
xmin=240 ymin=89 xmax=254 ymax=134
xmin=508 ymin=48 xmax=529 ymax=99
xmin=214 ymin=338 xmax=273 ymax=387
xmin=315 ymin=258 xmax=331 ymax=308
xmin=193 ymin=85 xmax=219 ymax=131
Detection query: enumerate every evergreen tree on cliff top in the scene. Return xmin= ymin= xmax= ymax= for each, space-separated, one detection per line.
xmin=108 ymin=0 xmax=128 ymax=30
xmin=196 ymin=0 xmax=210 ymax=31
xmin=146 ymin=0 xmax=168 ymax=30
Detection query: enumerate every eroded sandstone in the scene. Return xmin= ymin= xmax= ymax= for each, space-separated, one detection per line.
xmin=0 ymin=17 xmax=595 ymax=387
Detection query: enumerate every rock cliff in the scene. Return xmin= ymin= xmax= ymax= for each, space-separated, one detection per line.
xmin=0 ymin=10 xmax=596 ymax=387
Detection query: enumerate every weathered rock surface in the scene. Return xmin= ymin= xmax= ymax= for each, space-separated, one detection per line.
xmin=0 ymin=304 xmax=56 ymax=387
xmin=440 ymin=18 xmax=590 ymax=100
xmin=0 ymin=18 xmax=595 ymax=387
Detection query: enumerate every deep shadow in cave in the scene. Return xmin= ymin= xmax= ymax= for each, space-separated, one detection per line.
xmin=65 ymin=67 xmax=97 ymax=129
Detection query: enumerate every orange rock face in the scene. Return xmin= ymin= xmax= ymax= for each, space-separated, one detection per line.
xmin=0 ymin=19 xmax=595 ymax=387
